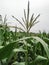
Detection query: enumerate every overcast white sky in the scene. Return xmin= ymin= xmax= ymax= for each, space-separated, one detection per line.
xmin=0 ymin=0 xmax=49 ymax=33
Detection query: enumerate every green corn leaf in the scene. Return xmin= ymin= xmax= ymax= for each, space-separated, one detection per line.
xmin=0 ymin=43 xmax=15 ymax=60
xmin=32 ymin=36 xmax=49 ymax=59
xmin=0 ymin=46 xmax=4 ymax=49
xmin=35 ymin=55 xmax=47 ymax=62
xmin=12 ymin=62 xmax=25 ymax=65
xmin=13 ymin=48 xmax=27 ymax=53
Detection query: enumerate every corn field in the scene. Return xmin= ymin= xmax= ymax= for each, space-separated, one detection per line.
xmin=0 ymin=1 xmax=49 ymax=65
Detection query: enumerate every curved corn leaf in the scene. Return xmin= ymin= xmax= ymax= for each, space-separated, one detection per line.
xmin=32 ymin=36 xmax=49 ymax=59
xmin=12 ymin=62 xmax=25 ymax=65
xmin=13 ymin=48 xmax=27 ymax=53
xmin=35 ymin=55 xmax=47 ymax=62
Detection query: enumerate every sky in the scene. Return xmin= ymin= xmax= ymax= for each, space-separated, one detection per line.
xmin=0 ymin=0 xmax=49 ymax=33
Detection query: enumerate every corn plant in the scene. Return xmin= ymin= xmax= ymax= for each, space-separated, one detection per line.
xmin=0 ymin=1 xmax=49 ymax=65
